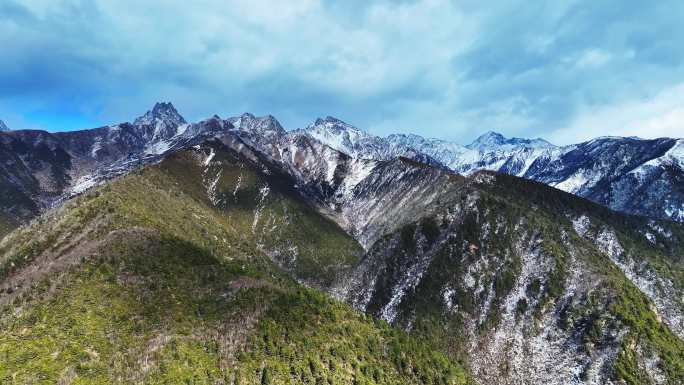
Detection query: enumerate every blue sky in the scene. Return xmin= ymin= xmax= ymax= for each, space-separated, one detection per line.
xmin=1 ymin=0 xmax=683 ymax=144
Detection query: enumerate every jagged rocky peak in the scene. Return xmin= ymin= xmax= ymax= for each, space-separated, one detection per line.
xmin=0 ymin=119 xmax=9 ymax=131
xmin=303 ymin=116 xmax=371 ymax=145
xmin=311 ymin=116 xmax=364 ymax=133
xmin=468 ymin=130 xmax=506 ymax=148
xmin=133 ymin=101 xmax=187 ymax=127
xmin=196 ymin=114 xmax=224 ymax=126
xmin=300 ymin=116 xmax=389 ymax=159
xmin=228 ymin=112 xmax=286 ymax=136
xmin=314 ymin=116 xmax=342 ymax=125
xmin=467 ymin=130 xmax=554 ymax=151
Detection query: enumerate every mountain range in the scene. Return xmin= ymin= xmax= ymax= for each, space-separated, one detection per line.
xmin=296 ymin=117 xmax=684 ymax=224
xmin=1 ymin=103 xmax=683 ymax=384
xmin=1 ymin=103 xmax=682 ymax=238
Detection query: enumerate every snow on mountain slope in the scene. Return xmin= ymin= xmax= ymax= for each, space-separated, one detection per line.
xmin=295 ymin=118 xmax=684 ymax=222
xmin=2 ymin=103 xmax=684 ymax=238
xmin=227 ymin=112 xmax=286 ymax=140
xmin=523 ymin=137 xmax=684 ymax=222
xmin=296 ymin=117 xmax=562 ymax=178
xmin=133 ymin=102 xmax=185 ymax=126
xmin=0 ymin=120 xmax=9 ymax=132
xmin=0 ymin=103 xmax=211 ymax=220
xmin=333 ymin=170 xmax=684 ymax=385
xmin=297 ymin=116 xmax=382 ymax=159
xmin=629 ymin=139 xmax=684 ymax=178
xmin=2 ymin=105 xmax=684 ymax=385
xmin=295 ymin=117 xmax=443 ymax=167
xmin=466 ymin=130 xmax=555 ymax=151
xmin=386 ymin=133 xmax=475 ymax=168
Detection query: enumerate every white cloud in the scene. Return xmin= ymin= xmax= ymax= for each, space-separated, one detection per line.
xmin=549 ymin=82 xmax=684 ymax=144
xmin=3 ymin=0 xmax=684 ymax=143
xmin=574 ymin=48 xmax=611 ymax=69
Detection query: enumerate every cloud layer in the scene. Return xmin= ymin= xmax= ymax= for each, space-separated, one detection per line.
xmin=1 ymin=0 xmax=683 ymax=143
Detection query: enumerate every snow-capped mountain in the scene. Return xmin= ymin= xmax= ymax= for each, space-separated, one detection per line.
xmin=295 ymin=116 xmax=383 ymax=159
xmin=522 ymin=137 xmax=684 ymax=221
xmin=1 ymin=103 xmax=683 ymax=235
xmin=130 ymin=101 xmax=189 ymax=153
xmin=295 ymin=119 xmax=684 ymax=222
xmin=292 ymin=116 xmax=443 ymax=167
xmin=227 ymin=112 xmax=285 ymax=140
xmin=0 ymin=103 xmax=206 ymax=227
xmin=0 ymin=120 xmax=9 ymax=132
xmin=296 ymin=120 xmax=557 ymax=171
xmin=465 ymin=130 xmax=554 ymax=151
xmin=2 ymin=103 xmax=684 ymax=385
xmin=133 ymin=102 xmax=186 ymax=127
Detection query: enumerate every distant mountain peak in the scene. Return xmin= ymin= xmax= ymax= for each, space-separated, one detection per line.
xmin=151 ymin=101 xmax=181 ymax=116
xmin=315 ymin=116 xmax=344 ymax=125
xmin=467 ymin=131 xmax=508 ymax=149
xmin=467 ymin=130 xmax=554 ymax=151
xmin=228 ymin=112 xmax=286 ymax=136
xmin=0 ymin=120 xmax=9 ymax=131
xmin=133 ymin=102 xmax=187 ymax=127
xmin=310 ymin=116 xmax=366 ymax=135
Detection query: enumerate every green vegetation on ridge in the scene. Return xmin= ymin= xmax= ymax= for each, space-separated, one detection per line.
xmin=1 ymin=231 xmax=470 ymax=384
xmin=0 ymin=143 xmax=471 ymax=384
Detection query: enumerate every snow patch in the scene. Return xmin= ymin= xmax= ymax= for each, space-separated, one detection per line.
xmin=233 ymin=174 xmax=242 ymax=198
xmin=90 ymin=138 xmax=103 ymax=157
xmin=379 ymin=254 xmax=431 ymax=323
xmin=145 ymin=139 xmax=171 ymax=155
xmin=252 ymin=185 xmax=270 ymax=233
xmin=70 ymin=174 xmax=98 ymax=195
xmin=203 ymin=147 xmax=215 ymax=166
xmin=571 ymin=215 xmax=591 ymax=237
xmin=590 ymin=227 xmax=684 ymax=339
xmin=554 ymin=171 xmax=590 ymax=194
